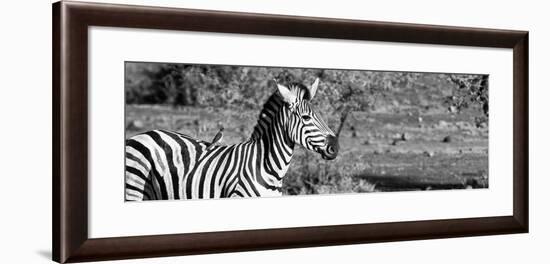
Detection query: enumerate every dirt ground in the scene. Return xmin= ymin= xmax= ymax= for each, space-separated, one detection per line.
xmin=126 ymin=104 xmax=488 ymax=194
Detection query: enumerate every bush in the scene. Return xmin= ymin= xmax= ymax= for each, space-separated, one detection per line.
xmin=444 ymin=74 xmax=489 ymax=127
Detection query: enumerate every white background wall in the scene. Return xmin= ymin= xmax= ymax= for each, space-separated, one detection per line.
xmin=0 ymin=0 xmax=547 ymax=263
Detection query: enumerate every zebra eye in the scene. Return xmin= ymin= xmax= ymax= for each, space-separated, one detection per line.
xmin=302 ymin=115 xmax=312 ymax=121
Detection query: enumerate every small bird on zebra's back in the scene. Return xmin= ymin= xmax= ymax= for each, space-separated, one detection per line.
xmin=207 ymin=127 xmax=224 ymax=149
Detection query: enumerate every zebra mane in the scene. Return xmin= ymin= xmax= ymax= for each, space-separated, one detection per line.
xmin=250 ymin=83 xmax=310 ymax=141
xmin=250 ymin=92 xmax=284 ymax=141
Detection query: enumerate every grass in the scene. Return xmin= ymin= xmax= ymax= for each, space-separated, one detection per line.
xmin=126 ymin=104 xmax=489 ymax=195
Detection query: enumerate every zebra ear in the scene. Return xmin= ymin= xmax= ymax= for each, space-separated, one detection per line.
xmin=272 ymin=79 xmax=297 ymax=106
xmin=307 ymin=78 xmax=319 ymax=100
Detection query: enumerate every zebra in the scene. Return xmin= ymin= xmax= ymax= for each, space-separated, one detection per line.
xmin=124 ymin=78 xmax=339 ymax=201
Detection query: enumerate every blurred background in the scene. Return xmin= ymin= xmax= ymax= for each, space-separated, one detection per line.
xmin=125 ymin=62 xmax=488 ymax=195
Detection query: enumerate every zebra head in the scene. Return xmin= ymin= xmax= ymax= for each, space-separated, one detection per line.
xmin=272 ymin=78 xmax=339 ymax=160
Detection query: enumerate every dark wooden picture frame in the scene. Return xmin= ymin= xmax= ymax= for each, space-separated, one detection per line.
xmin=53 ymin=1 xmax=528 ymax=263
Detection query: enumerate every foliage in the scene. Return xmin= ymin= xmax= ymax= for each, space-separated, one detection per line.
xmin=127 ymin=63 xmax=388 ymax=112
xmin=282 ymin=148 xmax=377 ymax=195
xmin=444 ymin=74 xmax=489 ymax=127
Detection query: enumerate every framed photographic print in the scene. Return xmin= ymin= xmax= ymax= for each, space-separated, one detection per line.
xmin=53 ymin=1 xmax=528 ymax=263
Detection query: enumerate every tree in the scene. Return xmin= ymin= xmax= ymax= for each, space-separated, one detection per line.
xmin=444 ymin=74 xmax=489 ymax=127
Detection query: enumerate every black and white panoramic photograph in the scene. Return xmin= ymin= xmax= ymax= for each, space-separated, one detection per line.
xmin=124 ymin=62 xmax=489 ymax=201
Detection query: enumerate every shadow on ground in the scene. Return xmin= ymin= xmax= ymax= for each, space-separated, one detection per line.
xmin=355 ymin=172 xmax=487 ymax=192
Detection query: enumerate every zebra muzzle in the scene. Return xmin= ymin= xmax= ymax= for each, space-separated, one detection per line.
xmin=320 ymin=135 xmax=339 ymax=160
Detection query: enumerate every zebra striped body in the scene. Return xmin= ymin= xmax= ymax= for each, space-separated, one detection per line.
xmin=125 ymin=78 xmax=338 ymax=201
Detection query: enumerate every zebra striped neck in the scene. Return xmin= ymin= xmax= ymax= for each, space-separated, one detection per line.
xmin=251 ymin=93 xmax=291 ymax=144
xmin=246 ymin=93 xmax=296 ymax=190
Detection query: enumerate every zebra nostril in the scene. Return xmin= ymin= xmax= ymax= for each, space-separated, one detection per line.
xmin=324 ymin=135 xmax=339 ymax=157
